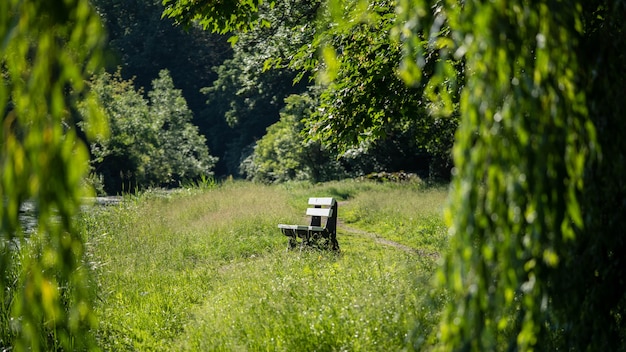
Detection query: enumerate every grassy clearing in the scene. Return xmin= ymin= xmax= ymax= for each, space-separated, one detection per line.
xmin=81 ymin=179 xmax=449 ymax=350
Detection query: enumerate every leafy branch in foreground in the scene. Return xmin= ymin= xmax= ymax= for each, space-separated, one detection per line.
xmin=162 ymin=0 xmax=271 ymax=34
xmin=1 ymin=0 xmax=107 ymax=349
xmin=396 ymin=0 xmax=624 ymax=350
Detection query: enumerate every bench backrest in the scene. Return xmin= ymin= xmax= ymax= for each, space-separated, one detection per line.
xmin=308 ymin=197 xmax=335 ymax=206
xmin=307 ymin=197 xmax=337 ymax=233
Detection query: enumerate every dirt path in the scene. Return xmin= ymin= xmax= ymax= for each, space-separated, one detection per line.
xmin=337 ymin=220 xmax=440 ymax=259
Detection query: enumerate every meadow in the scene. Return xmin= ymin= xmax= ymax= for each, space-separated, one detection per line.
xmin=80 ymin=179 xmax=450 ymax=351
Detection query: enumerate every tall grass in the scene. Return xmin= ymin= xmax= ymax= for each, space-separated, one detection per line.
xmin=340 ymin=183 xmax=449 ymax=254
xmin=80 ymin=179 xmax=449 ymax=350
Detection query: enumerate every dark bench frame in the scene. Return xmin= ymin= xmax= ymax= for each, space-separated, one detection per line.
xmin=278 ymin=197 xmax=340 ymax=251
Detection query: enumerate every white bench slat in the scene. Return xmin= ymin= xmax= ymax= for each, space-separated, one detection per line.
xmin=308 ymin=197 xmax=335 ymax=206
xmin=278 ymin=224 xmax=325 ymax=232
xmin=306 ymin=207 xmax=333 ymax=217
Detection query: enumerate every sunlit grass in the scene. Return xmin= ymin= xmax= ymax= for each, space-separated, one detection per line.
xmin=175 ymin=249 xmax=436 ymax=351
xmin=340 ymin=183 xmax=449 ymax=253
xmin=81 ymin=179 xmax=449 ymax=350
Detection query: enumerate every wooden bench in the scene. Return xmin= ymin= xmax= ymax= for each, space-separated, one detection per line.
xmin=278 ymin=197 xmax=340 ymax=251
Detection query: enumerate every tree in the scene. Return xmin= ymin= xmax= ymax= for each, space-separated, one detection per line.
xmin=199 ymin=0 xmax=317 ymax=176
xmin=89 ymin=69 xmax=216 ymax=193
xmin=303 ymin=0 xmax=459 ymax=178
xmin=203 ymin=50 xmax=308 ymax=176
xmin=92 ymin=0 xmax=232 ymax=180
xmin=88 ymin=70 xmax=155 ymax=193
xmin=92 ymin=0 xmax=231 ymax=120
xmin=1 ymin=0 xmax=106 ymax=349
xmin=149 ymin=70 xmax=218 ymax=185
xmin=240 ymin=93 xmax=346 ymax=183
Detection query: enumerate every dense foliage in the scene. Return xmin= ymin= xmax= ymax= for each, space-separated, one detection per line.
xmin=357 ymin=0 xmax=624 ymax=349
xmin=555 ymin=1 xmax=626 ymax=348
xmin=163 ymin=0 xmax=267 ymax=34
xmin=95 ymin=0 xmax=459 ymax=180
xmin=89 ymin=69 xmax=217 ymax=194
xmin=243 ymin=91 xmax=436 ymax=183
xmin=0 ymin=0 xmax=106 ymax=349
xmin=164 ymin=0 xmax=453 ymax=178
xmin=409 ymin=1 xmax=595 ymax=349
xmin=392 ymin=0 xmax=626 ymax=349
xmin=92 ymin=0 xmax=231 ymax=116
xmin=240 ymin=93 xmax=346 ymax=183
xmin=302 ymin=1 xmax=458 ymax=177
xmin=92 ymin=0 xmax=233 ymax=176
xmin=199 ymin=1 xmax=318 ymax=175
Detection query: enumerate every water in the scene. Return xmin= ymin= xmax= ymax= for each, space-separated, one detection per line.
xmin=3 ymin=197 xmax=121 ymax=250
xmin=18 ymin=201 xmax=38 ymax=235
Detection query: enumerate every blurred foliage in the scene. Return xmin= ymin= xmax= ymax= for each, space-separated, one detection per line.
xmin=393 ymin=0 xmax=625 ymax=350
xmin=1 ymin=0 xmax=106 ymax=349
xmin=554 ymin=1 xmax=626 ymax=349
xmin=89 ymin=69 xmax=217 ymax=194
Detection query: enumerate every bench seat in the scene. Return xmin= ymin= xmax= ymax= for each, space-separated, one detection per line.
xmin=277 ymin=197 xmax=339 ymax=251
xmin=278 ymin=224 xmax=325 ymax=232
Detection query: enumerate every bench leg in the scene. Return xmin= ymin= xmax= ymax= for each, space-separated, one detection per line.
xmin=282 ymin=228 xmax=339 ymax=252
xmin=288 ymin=236 xmax=298 ymax=249
xmin=330 ymin=233 xmax=340 ymax=252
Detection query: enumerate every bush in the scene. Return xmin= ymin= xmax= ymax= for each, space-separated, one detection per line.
xmin=240 ymin=94 xmax=346 ymax=183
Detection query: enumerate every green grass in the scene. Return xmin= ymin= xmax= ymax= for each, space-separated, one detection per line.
xmin=80 ymin=179 xmax=449 ymax=350
xmin=340 ymin=183 xmax=449 ymax=254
